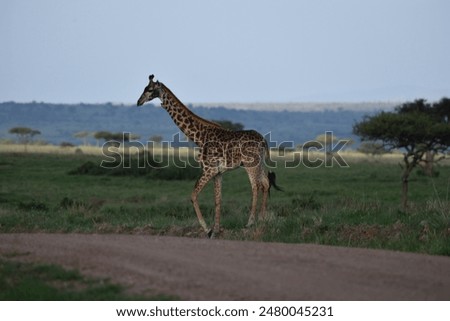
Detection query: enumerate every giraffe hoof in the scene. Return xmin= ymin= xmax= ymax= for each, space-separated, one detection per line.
xmin=207 ymin=229 xmax=214 ymax=239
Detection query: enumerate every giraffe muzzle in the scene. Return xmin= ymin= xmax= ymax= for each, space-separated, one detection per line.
xmin=137 ymin=98 xmax=145 ymax=106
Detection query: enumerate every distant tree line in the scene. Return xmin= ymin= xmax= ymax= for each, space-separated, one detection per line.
xmin=211 ymin=120 xmax=244 ymax=131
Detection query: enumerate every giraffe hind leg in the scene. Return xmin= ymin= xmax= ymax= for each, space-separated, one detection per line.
xmin=211 ymin=173 xmax=223 ymax=238
xmin=244 ymin=167 xmax=259 ymax=228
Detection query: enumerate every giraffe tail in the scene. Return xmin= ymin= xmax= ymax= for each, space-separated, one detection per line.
xmin=263 ymin=140 xmax=283 ymax=194
xmin=268 ymin=171 xmax=283 ymax=193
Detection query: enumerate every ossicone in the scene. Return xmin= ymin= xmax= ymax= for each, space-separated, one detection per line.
xmin=149 ymin=74 xmax=155 ymax=82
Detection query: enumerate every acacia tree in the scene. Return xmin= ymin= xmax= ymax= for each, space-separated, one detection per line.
xmin=353 ymin=98 xmax=450 ymax=210
xmin=94 ymin=131 xmax=112 ymax=146
xmin=395 ymin=98 xmax=450 ymax=176
xmin=94 ymin=131 xmax=127 ymax=147
xmin=9 ymin=127 xmax=41 ymax=152
xmin=315 ymin=132 xmax=338 ymax=154
xmin=73 ymin=131 xmax=91 ymax=146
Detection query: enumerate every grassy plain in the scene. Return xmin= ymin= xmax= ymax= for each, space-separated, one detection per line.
xmin=0 ymin=148 xmax=449 ymax=257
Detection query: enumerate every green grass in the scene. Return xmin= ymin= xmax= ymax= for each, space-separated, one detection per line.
xmin=0 ymin=152 xmax=449 ymax=255
xmin=0 ymin=257 xmax=175 ymax=300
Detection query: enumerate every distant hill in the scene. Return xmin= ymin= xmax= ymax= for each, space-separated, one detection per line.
xmin=0 ymin=101 xmax=397 ymax=147
xmin=194 ymin=101 xmax=397 ymax=112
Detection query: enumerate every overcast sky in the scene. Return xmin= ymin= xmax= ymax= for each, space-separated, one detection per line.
xmin=1 ymin=0 xmax=449 ymax=105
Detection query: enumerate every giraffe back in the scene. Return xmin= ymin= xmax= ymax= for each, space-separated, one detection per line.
xmin=200 ymin=128 xmax=267 ymax=170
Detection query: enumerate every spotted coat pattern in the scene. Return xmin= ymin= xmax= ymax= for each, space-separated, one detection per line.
xmin=137 ymin=75 xmax=270 ymax=237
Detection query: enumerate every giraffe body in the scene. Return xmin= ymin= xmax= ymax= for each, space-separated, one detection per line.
xmin=137 ymin=75 xmax=279 ymax=237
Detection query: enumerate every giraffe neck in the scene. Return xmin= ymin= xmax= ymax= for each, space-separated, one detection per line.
xmin=159 ymin=83 xmax=221 ymax=146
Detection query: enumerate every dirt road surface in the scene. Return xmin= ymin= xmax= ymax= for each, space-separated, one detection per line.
xmin=1 ymin=233 xmax=449 ymax=300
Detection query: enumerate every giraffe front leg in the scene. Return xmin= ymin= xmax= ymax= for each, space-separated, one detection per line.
xmin=211 ymin=173 xmax=222 ymax=238
xmin=191 ymin=168 xmax=216 ymax=238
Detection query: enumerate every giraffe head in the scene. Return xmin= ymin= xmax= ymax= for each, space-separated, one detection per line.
xmin=137 ymin=74 xmax=162 ymax=106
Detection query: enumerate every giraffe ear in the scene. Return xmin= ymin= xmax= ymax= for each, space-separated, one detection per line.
xmin=149 ymin=74 xmax=155 ymax=82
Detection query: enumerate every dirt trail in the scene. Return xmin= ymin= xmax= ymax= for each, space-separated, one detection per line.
xmin=1 ymin=233 xmax=449 ymax=300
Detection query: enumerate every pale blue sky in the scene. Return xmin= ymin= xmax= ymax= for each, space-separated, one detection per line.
xmin=1 ymin=0 xmax=449 ymax=105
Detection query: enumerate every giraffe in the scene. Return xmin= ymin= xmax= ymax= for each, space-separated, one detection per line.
xmin=137 ymin=75 xmax=281 ymax=238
